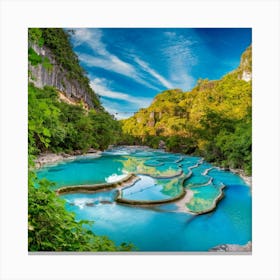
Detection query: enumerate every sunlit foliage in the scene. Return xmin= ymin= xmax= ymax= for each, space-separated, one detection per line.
xmin=122 ymin=46 xmax=252 ymax=174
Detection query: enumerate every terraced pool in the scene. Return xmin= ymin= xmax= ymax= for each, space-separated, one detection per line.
xmin=36 ymin=146 xmax=252 ymax=251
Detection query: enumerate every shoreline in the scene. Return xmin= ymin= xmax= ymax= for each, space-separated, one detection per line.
xmin=34 ymin=150 xmax=102 ymax=169
xmin=209 ymin=241 xmax=252 ymax=252
xmin=33 ymin=147 xmax=252 ymax=189
xmin=218 ymin=167 xmax=251 ymax=188
xmin=229 ymin=168 xmax=252 ymax=187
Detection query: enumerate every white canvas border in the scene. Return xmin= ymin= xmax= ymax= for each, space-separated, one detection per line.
xmin=0 ymin=0 xmax=279 ymax=279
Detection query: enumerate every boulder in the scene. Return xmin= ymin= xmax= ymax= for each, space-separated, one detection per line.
xmin=158 ymin=140 xmax=166 ymax=149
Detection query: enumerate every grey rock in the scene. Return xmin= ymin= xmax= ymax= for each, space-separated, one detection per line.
xmin=29 ymin=43 xmax=94 ymax=108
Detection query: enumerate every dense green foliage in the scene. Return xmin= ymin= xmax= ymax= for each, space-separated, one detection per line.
xmin=28 ymin=85 xmax=126 ymax=251
xmin=122 ymin=46 xmax=252 ymax=174
xmin=28 ymin=84 xmax=122 ymax=155
xmin=28 ymin=47 xmax=53 ymax=72
xmin=28 ymin=28 xmax=45 ymax=47
xmin=28 ymin=47 xmax=43 ymax=66
xmin=28 ymin=28 xmax=128 ymax=251
xmin=28 ymin=28 xmax=100 ymax=108
xmin=28 ymin=168 xmax=133 ymax=251
xmin=28 ymin=29 xmax=251 ymax=251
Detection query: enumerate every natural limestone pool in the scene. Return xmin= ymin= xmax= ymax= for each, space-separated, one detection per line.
xmin=36 ymin=146 xmax=252 ymax=251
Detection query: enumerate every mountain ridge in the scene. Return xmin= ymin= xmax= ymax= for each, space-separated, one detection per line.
xmin=28 ymin=28 xmax=122 ymax=155
xmin=121 ymin=45 xmax=252 ymax=174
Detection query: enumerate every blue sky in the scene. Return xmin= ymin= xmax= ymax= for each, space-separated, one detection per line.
xmin=69 ymin=28 xmax=251 ymax=119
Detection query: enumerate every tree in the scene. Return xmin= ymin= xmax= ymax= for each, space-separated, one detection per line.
xmin=28 ymin=169 xmax=134 ymax=251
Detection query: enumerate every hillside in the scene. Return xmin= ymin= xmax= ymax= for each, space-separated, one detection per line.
xmin=28 ymin=28 xmax=101 ymax=109
xmin=121 ymin=46 xmax=252 ymax=174
xmin=28 ymin=28 xmax=131 ymax=252
xmin=27 ymin=28 xmax=252 ymax=252
xmin=28 ymin=28 xmax=122 ymax=155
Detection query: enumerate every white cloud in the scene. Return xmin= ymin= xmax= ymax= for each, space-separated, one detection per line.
xmin=101 ymin=101 xmax=133 ymax=120
xmin=90 ymin=78 xmax=130 ymax=100
xmin=78 ymin=53 xmax=136 ymax=77
xmin=72 ymin=28 xmax=106 ymax=56
xmin=90 ymin=77 xmax=152 ymax=117
xmin=134 ymin=57 xmax=173 ymax=89
xmin=163 ymin=32 xmax=196 ymax=62
xmin=72 ymin=28 xmax=161 ymax=91
xmin=170 ymin=72 xmax=195 ymax=91
xmin=162 ymin=31 xmax=197 ymax=90
xmin=164 ymin=31 xmax=176 ymax=38
xmin=72 ymin=28 xmax=197 ymax=95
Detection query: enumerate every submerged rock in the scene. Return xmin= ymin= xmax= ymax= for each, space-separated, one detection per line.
xmin=85 ymin=202 xmax=95 ymax=207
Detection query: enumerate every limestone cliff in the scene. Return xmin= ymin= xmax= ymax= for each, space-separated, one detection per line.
xmin=29 ymin=43 xmax=94 ymax=109
xmin=28 ymin=28 xmax=100 ymax=109
xmin=236 ymin=45 xmax=252 ymax=81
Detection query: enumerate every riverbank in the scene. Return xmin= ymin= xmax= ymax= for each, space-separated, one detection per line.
xmin=34 ymin=149 xmax=102 ymax=169
xmin=218 ymin=167 xmax=251 ymax=187
xmin=229 ymin=168 xmax=252 ymax=187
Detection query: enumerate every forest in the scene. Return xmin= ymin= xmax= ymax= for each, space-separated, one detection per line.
xmin=28 ymin=28 xmax=252 ymax=251
xmin=122 ymin=46 xmax=252 ymax=174
xmin=28 ymin=28 xmax=129 ymax=251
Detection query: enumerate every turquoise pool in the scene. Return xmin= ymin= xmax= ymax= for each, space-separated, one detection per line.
xmin=36 ymin=146 xmax=252 ymax=251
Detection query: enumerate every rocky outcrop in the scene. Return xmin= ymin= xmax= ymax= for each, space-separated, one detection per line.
xmin=219 ymin=167 xmax=252 ymax=187
xmin=158 ymin=140 xmax=166 ymax=149
xmin=241 ymin=71 xmax=252 ymax=82
xmin=28 ymin=43 xmax=94 ymax=108
xmin=237 ymin=45 xmax=252 ymax=82
xmin=34 ymin=150 xmax=102 ymax=168
xmin=147 ymin=111 xmax=155 ymax=127
xmin=209 ymin=241 xmax=252 ymax=252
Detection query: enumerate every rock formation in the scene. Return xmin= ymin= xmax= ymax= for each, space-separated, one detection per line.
xmin=28 ymin=42 xmax=95 ymax=109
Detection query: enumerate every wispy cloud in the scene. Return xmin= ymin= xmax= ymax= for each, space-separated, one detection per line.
xmin=78 ymin=53 xmax=135 ymax=78
xmin=72 ymin=28 xmax=161 ymax=91
xmin=70 ymin=28 xmax=199 ymax=116
xmin=90 ymin=77 xmax=152 ymax=119
xmin=163 ymin=32 xmax=196 ymax=63
xmin=133 ymin=57 xmax=173 ymax=89
xmin=72 ymin=29 xmax=106 ymax=56
xmin=100 ymin=100 xmax=134 ymax=120
xmin=162 ymin=31 xmax=197 ymax=90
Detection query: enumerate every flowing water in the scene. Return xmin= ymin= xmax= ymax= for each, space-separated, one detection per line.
xmin=36 ymin=146 xmax=252 ymax=251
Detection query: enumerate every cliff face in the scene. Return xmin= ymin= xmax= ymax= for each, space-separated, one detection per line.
xmin=28 ymin=43 xmax=94 ymax=108
xmin=237 ymin=45 xmax=252 ymax=82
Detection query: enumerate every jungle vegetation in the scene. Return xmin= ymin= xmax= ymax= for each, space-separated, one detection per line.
xmin=28 ymin=27 xmax=252 ymax=251
xmin=121 ymin=46 xmax=252 ymax=174
xmin=28 ymin=28 xmax=128 ymax=252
